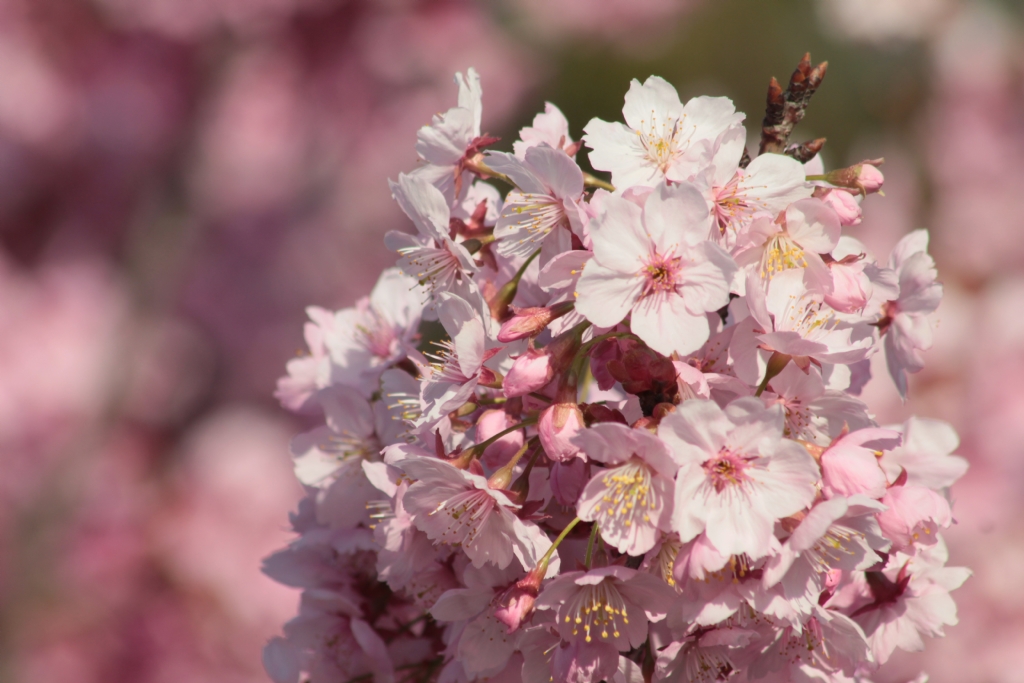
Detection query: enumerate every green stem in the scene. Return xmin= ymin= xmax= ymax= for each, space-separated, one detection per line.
xmin=470 ymin=159 xmax=519 ymax=191
xmin=754 ymin=351 xmax=791 ymax=397
xmin=539 ymin=516 xmax=582 ymax=567
xmin=468 ymin=416 xmax=538 ymax=459
xmin=583 ymin=172 xmax=615 ymax=192
xmin=488 ymin=438 xmax=534 ymax=490
xmin=513 ymin=247 xmax=541 ymax=282
xmin=584 ymin=523 xmax=600 ymax=569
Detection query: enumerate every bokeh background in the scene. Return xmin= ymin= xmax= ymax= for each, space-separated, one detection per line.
xmin=1 ymin=0 xmax=1023 ymax=680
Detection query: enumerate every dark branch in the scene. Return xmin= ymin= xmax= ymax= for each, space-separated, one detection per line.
xmin=785 ymin=136 xmax=827 ymax=163
xmin=759 ymin=53 xmax=828 ymax=155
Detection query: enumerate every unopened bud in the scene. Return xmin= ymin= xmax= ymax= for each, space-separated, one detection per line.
xmin=494 ymin=562 xmax=546 ymax=633
xmin=816 ymin=187 xmax=862 ymax=226
xmin=821 ymin=158 xmax=885 ymax=197
xmin=497 ymin=302 xmax=575 ymax=342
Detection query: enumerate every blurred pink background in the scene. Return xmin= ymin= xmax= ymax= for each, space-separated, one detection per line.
xmin=0 ymin=0 xmax=1022 ymax=681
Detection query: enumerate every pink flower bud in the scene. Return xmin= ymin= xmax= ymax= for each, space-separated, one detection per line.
xmin=550 ymin=457 xmax=587 ymax=506
xmin=494 ymin=566 xmax=546 ymax=633
xmin=822 ymin=158 xmax=885 ymax=196
xmin=857 ymin=163 xmax=884 ymax=194
xmin=504 ymin=348 xmax=554 ymax=398
xmin=476 ymin=408 xmax=525 ymax=469
xmin=818 ymin=188 xmax=862 ymax=226
xmin=497 ymin=302 xmax=574 ymax=342
xmin=539 ymin=392 xmax=583 ymax=462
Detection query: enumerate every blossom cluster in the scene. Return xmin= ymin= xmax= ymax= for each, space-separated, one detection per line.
xmin=264 ymin=58 xmax=968 ymax=683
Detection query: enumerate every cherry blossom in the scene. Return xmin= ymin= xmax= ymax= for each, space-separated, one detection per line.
xmin=879 ymin=230 xmax=943 ymax=398
xmin=262 ymin=62 xmax=966 ymax=683
xmin=575 ymin=181 xmax=737 ymax=355
xmin=659 ymin=397 xmax=818 ymax=560
xmin=584 ymin=76 xmax=743 ymax=188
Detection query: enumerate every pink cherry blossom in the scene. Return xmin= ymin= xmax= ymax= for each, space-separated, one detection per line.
xmin=398 ymin=456 xmax=554 ymax=571
xmin=572 ymin=422 xmax=679 ymax=556
xmin=410 ymin=68 xmax=484 ymax=203
xmin=736 ymin=197 xmax=841 ymax=294
xmin=575 ymin=181 xmax=737 ymax=356
xmin=583 ymin=76 xmax=744 ymax=188
xmin=820 ymin=427 xmax=901 ymax=499
xmin=880 ymin=229 xmax=942 ymax=398
xmin=386 ymin=173 xmax=482 ymax=310
xmin=535 ymin=565 xmax=677 ymax=650
xmin=487 ymin=146 xmax=586 ymax=262
xmin=514 ymin=102 xmax=578 ymax=159
xmin=659 ymin=397 xmax=819 ymax=559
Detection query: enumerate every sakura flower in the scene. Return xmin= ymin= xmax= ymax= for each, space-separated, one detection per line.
xmin=738 ymin=269 xmax=875 ymax=376
xmin=571 ymin=422 xmax=679 ymax=556
xmin=736 ymin=197 xmax=840 ymax=294
xmin=761 ymin=362 xmax=874 ymax=445
xmin=703 ymin=138 xmax=812 ymax=245
xmin=398 ymin=456 xmax=555 ymax=571
xmin=820 ymin=427 xmax=901 ymax=499
xmin=535 ymin=565 xmax=677 ymax=650
xmin=575 ymin=181 xmax=737 ymax=356
xmin=817 ymin=187 xmax=863 ymax=226
xmin=762 ymin=496 xmax=889 ymax=614
xmin=583 ymin=76 xmax=744 ymax=188
xmin=513 ymin=101 xmax=579 ymax=159
xmin=538 ymin=392 xmax=586 ymax=462
xmin=878 ymin=230 xmax=942 ymax=398
xmin=656 ymin=626 xmax=759 ymax=683
xmin=487 ymin=145 xmax=586 ymax=261
xmin=276 ymin=306 xmax=340 ymax=412
xmin=879 ymin=417 xmax=967 ymax=491
xmin=369 ymin=478 xmax=457 ymax=604
xmin=410 ymin=68 xmax=488 ymax=203
xmin=659 ymin=397 xmax=819 ymax=560
xmin=419 ymin=293 xmax=498 ymax=424
xmin=876 ymin=484 xmax=952 ymax=550
xmin=834 ymin=541 xmax=969 ymax=665
xmin=747 ymin=606 xmax=873 ymax=682
xmin=324 ymin=268 xmax=425 ymax=395
xmin=430 ymin=576 xmax=521 ymax=679
xmin=289 ymin=386 xmax=386 ymax=529
xmin=386 ymin=173 xmax=482 ymax=311
xmin=520 ymin=625 xmax=620 ymax=683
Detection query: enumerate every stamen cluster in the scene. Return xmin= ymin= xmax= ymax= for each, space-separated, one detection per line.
xmin=263 ymin=55 xmax=968 ymax=683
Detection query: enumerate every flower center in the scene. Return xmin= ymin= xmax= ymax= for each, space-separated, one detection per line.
xmin=703 ymin=449 xmax=750 ymax=492
xmin=320 ymin=431 xmax=381 ymax=463
xmin=425 ymin=339 xmax=472 ymax=385
xmin=428 ymin=488 xmax=496 ymax=548
xmin=563 ymin=579 xmax=629 ymax=642
xmin=635 ymin=114 xmax=693 ymax=174
xmin=355 ymin=305 xmax=397 ymax=360
xmin=509 ymin=193 xmax=567 ymax=241
xmin=712 ymin=173 xmax=750 ymax=234
xmin=641 ymin=251 xmax=682 ymax=299
xmin=760 ymin=234 xmax=808 ymax=280
xmin=589 ymin=459 xmax=658 ymax=528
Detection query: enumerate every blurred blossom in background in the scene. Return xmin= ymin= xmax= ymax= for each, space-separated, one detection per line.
xmin=0 ymin=0 xmax=1022 ymax=681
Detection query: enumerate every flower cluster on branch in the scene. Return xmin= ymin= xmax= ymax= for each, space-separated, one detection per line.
xmin=263 ymin=57 xmax=967 ymax=683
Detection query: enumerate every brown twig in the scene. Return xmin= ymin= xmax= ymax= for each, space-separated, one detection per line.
xmin=759 ymin=53 xmax=828 ymax=155
xmin=785 ymin=136 xmax=827 ymax=163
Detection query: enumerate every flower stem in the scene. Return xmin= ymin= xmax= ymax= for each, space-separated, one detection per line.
xmin=467 ymin=416 xmax=538 ymax=460
xmin=754 ymin=351 xmax=791 ymax=397
xmin=584 ymin=523 xmax=600 ymax=569
xmin=538 ymin=516 xmax=582 ymax=567
xmin=583 ymin=172 xmax=615 ymax=192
